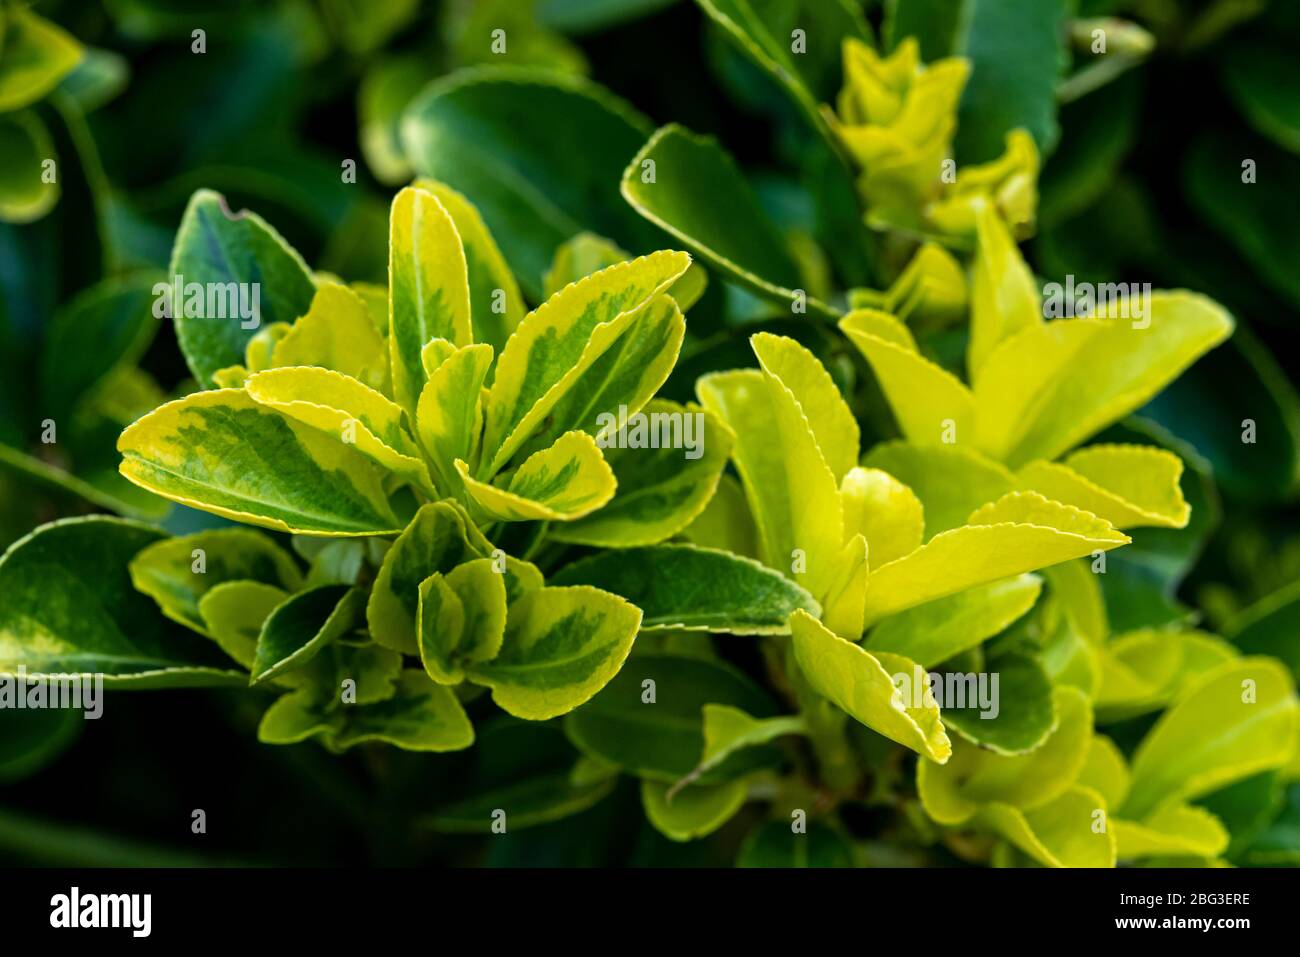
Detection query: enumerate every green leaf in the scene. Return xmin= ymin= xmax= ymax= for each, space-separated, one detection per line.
xmin=621 ymin=125 xmax=830 ymax=317
xmin=865 ymin=574 xmax=1041 ymax=669
xmin=673 ymin=704 xmax=806 ymax=795
xmin=482 ymin=250 xmax=689 ymax=475
xmin=1038 ymin=74 xmax=1142 ymax=230
xmin=366 ymin=502 xmax=493 ymax=654
xmin=539 ymin=0 xmax=682 ymax=34
xmin=543 ymin=233 xmax=711 ymax=314
xmin=552 ymin=543 xmax=820 ymax=635
xmin=973 ymin=293 xmax=1235 ymax=467
xmin=0 ymin=517 xmax=244 ymax=688
xmin=168 ymin=189 xmax=317 ymax=388
xmin=550 ymin=400 xmax=731 ymax=547
xmin=423 ymin=720 xmax=615 ymax=832
xmin=918 ymin=686 xmax=1092 ymax=823
xmin=853 ymin=242 xmax=968 ymax=324
xmin=259 ymin=670 xmax=474 ymax=752
xmin=1242 ymin=782 xmax=1300 ymax=865
xmin=941 ymin=652 xmax=1055 ymax=755
xmin=0 ymin=709 xmax=82 ymax=784
xmin=320 ymin=641 xmax=405 ymax=706
xmin=1043 ymin=609 xmax=1102 ymax=699
xmin=412 ymin=179 xmax=525 ymax=356
xmin=458 ymin=430 xmax=616 ymax=522
xmin=694 ymin=0 xmax=864 ymax=146
xmin=949 ymin=0 xmax=1071 ymax=164
xmin=197 ymin=580 xmax=287 ymax=669
xmin=861 ymin=492 xmax=1128 ymax=625
xmin=465 ymin=585 xmax=642 ymax=720
xmin=1123 ymin=657 xmax=1300 ymax=819
xmin=251 ymin=585 xmax=365 ymax=686
xmin=1226 ymin=581 xmax=1300 ymax=681
xmin=862 ymin=441 xmax=1014 ymax=538
xmin=0 ymin=7 xmax=83 ymax=112
xmin=736 ymin=819 xmax=854 ymax=867
xmin=882 ymin=0 xmax=962 ymax=61
xmin=1185 ymin=134 xmax=1300 ymax=309
xmin=1223 ymin=37 xmax=1300 ymax=154
xmin=128 ymin=527 xmax=302 ymax=632
xmin=418 ymin=558 xmax=507 ymax=684
xmin=267 ymin=283 xmax=388 ymax=392
xmin=358 ymin=54 xmax=426 ymax=185
xmin=38 ymin=275 xmax=161 ymax=423
xmin=642 ymin=778 xmax=747 ymax=842
xmin=0 ymin=111 xmax=58 ymax=222
xmin=245 ymin=366 xmax=432 ymax=492
xmin=401 ymin=66 xmax=660 ymax=298
xmin=790 ymin=610 xmax=951 ymax=762
xmin=564 ymin=653 xmax=778 ymax=782
xmin=387 ymin=184 xmax=473 ymax=415
xmin=1141 ymin=331 xmax=1300 ymax=503
xmin=118 ymin=389 xmax=403 ymax=536
xmin=0 ymin=442 xmax=165 ymax=521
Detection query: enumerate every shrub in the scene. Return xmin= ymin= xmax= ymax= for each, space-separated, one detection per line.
xmin=1 ymin=0 xmax=1298 ymax=868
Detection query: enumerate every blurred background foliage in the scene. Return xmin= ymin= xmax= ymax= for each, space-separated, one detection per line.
xmin=1 ymin=0 xmax=1298 ymax=866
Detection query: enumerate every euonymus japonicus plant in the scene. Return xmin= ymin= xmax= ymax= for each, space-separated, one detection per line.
xmin=0 ymin=179 xmax=754 ymax=741
xmin=3 ymin=8 xmax=1299 ymax=866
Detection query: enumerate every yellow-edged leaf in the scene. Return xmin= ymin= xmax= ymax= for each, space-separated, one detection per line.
xmin=388 ymin=185 xmax=473 ymax=414
xmin=245 ymin=366 xmax=433 ymax=493
xmin=412 ymin=179 xmax=524 ymax=355
xmin=465 ymin=585 xmax=642 ymax=720
xmin=415 ymin=341 xmax=493 ymax=494
xmin=457 ymin=430 xmax=616 ymax=522
xmin=270 ymin=283 xmax=388 ymax=392
xmin=550 ymin=400 xmax=733 ymax=548
xmin=481 ymin=250 xmax=690 ymax=476
xmin=118 ymin=389 xmax=402 ymax=536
